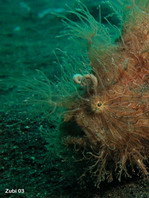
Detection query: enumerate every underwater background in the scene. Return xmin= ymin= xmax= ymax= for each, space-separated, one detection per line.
xmin=0 ymin=0 xmax=149 ymax=197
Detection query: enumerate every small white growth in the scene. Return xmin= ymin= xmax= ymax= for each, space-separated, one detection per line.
xmin=73 ymin=74 xmax=83 ymax=84
xmin=73 ymin=73 xmax=98 ymax=89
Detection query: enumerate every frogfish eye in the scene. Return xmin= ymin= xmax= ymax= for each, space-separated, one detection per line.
xmin=97 ymin=103 xmax=102 ymax=107
xmin=90 ymin=96 xmax=106 ymax=113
